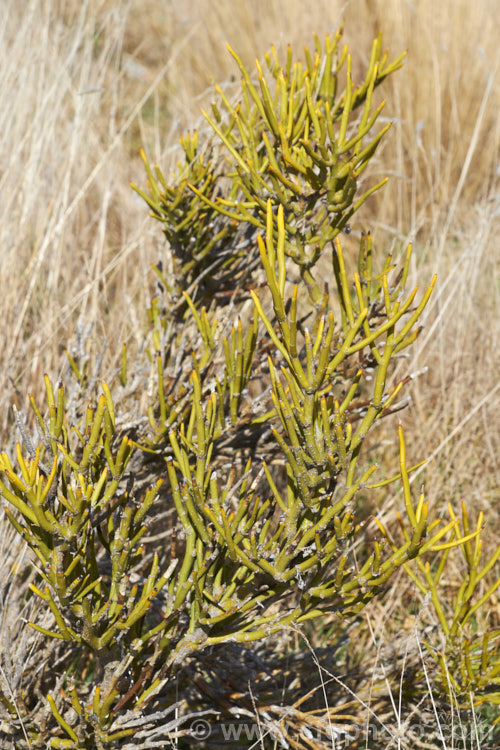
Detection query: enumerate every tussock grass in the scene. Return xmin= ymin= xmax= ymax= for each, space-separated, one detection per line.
xmin=0 ymin=0 xmax=499 ymax=745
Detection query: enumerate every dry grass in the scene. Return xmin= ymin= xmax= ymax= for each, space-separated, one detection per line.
xmin=0 ymin=0 xmax=499 ymax=744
